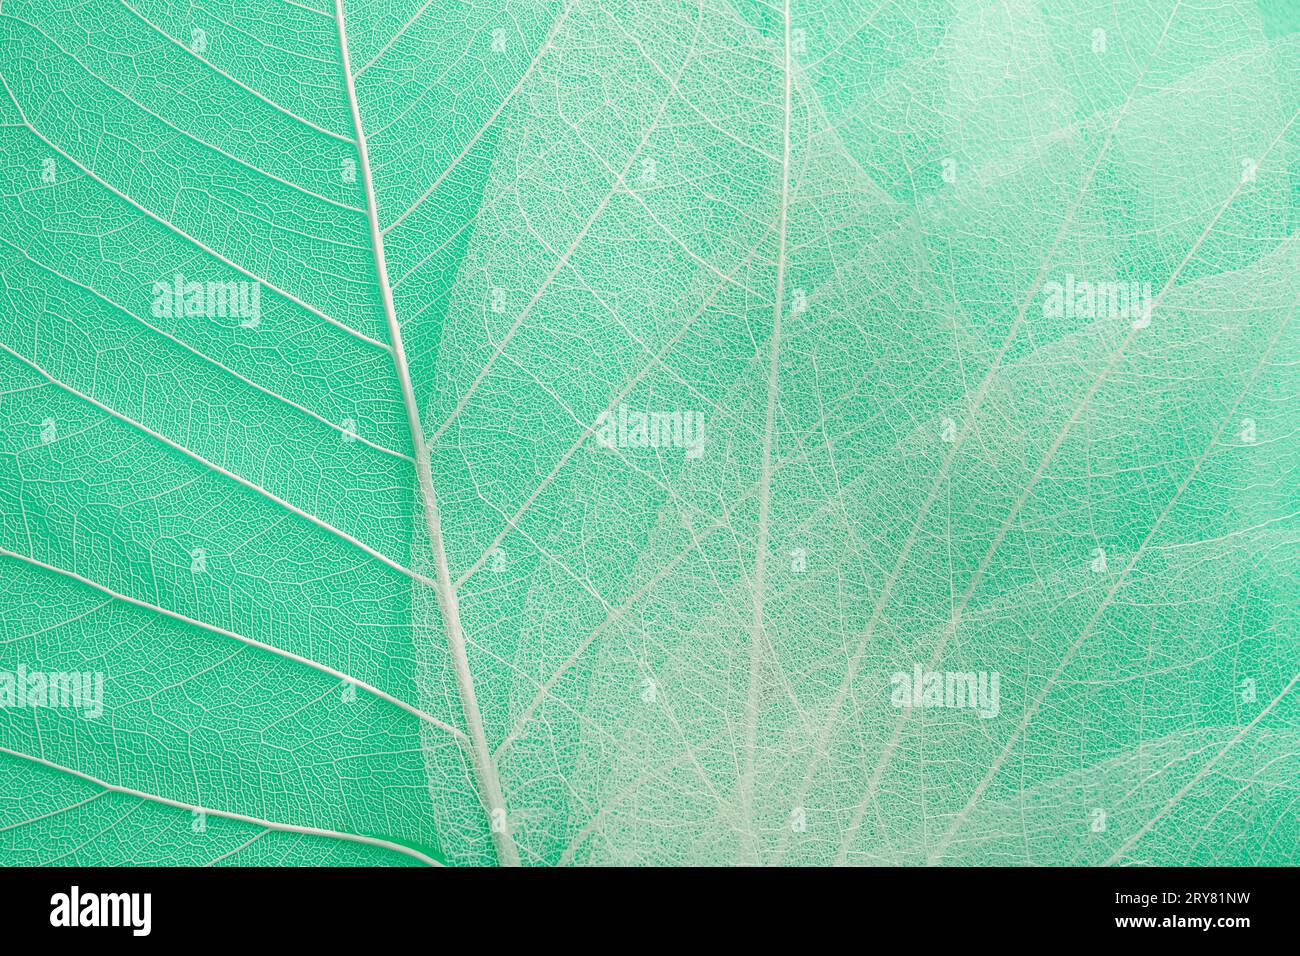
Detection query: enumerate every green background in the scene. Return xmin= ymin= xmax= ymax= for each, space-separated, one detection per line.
xmin=0 ymin=0 xmax=1297 ymax=865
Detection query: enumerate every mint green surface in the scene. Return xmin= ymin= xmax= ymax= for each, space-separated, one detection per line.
xmin=0 ymin=0 xmax=1297 ymax=866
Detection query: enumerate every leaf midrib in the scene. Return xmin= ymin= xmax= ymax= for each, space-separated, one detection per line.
xmin=332 ymin=0 xmax=520 ymax=867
